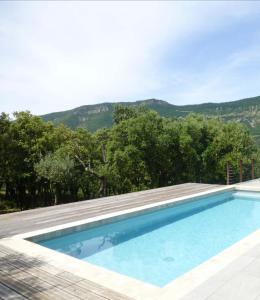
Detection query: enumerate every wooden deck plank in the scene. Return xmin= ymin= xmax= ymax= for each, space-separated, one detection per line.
xmin=31 ymin=288 xmax=81 ymax=300
xmin=63 ymin=284 xmax=131 ymax=300
xmin=75 ymin=279 xmax=134 ymax=300
xmin=0 ymin=183 xmax=209 ymax=222
xmin=0 ymin=244 xmax=134 ymax=300
xmin=0 ymin=250 xmax=79 ymax=290
xmin=0 ymin=273 xmax=52 ymax=299
xmin=37 ymin=288 xmax=100 ymax=300
xmin=0 ymin=283 xmax=27 ymax=300
xmin=0 ymin=183 xmax=220 ymax=238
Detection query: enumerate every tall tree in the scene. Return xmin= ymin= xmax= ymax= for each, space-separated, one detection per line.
xmin=35 ymin=149 xmax=75 ymax=205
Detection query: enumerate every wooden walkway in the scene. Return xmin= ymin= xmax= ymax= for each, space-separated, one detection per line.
xmin=0 ymin=183 xmax=221 ymax=300
xmin=0 ymin=183 xmax=219 ymax=238
xmin=0 ymin=244 xmax=134 ymax=300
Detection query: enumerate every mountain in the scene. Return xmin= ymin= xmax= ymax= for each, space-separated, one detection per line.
xmin=41 ymin=96 xmax=260 ymax=144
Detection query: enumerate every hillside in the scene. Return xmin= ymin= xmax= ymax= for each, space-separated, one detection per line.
xmin=41 ymin=96 xmax=260 ymax=144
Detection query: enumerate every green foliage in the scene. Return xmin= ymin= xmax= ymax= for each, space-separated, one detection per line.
xmin=113 ymin=105 xmax=138 ymax=124
xmin=35 ymin=150 xmax=75 ymax=204
xmin=0 ymin=108 xmax=257 ymax=212
xmin=202 ymin=122 xmax=255 ymax=182
xmin=35 ymin=151 xmax=74 ymax=186
xmin=41 ymin=96 xmax=260 ymax=145
xmin=113 ymin=104 xmax=148 ymax=124
xmin=0 ymin=113 xmax=11 ymax=186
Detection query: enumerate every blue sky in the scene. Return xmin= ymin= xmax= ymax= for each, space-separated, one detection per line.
xmin=1 ymin=1 xmax=260 ymax=115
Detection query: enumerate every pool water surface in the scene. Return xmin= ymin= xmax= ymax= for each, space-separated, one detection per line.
xmin=37 ymin=191 xmax=260 ymax=287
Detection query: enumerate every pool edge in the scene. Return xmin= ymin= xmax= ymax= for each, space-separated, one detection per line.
xmin=4 ymin=184 xmax=260 ymax=300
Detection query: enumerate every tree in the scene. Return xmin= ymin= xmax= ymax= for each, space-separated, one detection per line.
xmin=35 ymin=150 xmax=75 ymax=205
xmin=113 ymin=105 xmax=137 ymax=124
xmin=3 ymin=112 xmax=55 ymax=209
xmin=202 ymin=122 xmax=255 ymax=183
xmin=0 ymin=113 xmax=11 ymax=192
xmin=0 ymin=107 xmax=257 ymax=212
xmin=113 ymin=104 xmax=148 ymax=124
xmin=68 ymin=128 xmax=107 ymax=197
xmin=107 ymin=110 xmax=167 ymax=192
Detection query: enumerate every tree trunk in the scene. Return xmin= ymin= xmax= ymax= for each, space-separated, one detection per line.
xmin=51 ymin=184 xmax=59 ymax=205
xmin=17 ymin=184 xmax=26 ymax=210
xmin=98 ymin=177 xmax=107 ymax=197
xmin=54 ymin=192 xmax=58 ymax=205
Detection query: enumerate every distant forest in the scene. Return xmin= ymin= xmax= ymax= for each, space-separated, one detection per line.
xmin=0 ymin=106 xmax=258 ymax=212
xmin=41 ymin=96 xmax=260 ymax=145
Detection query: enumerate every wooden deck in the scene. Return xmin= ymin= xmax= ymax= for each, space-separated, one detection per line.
xmin=0 ymin=183 xmax=219 ymax=238
xmin=0 ymin=244 xmax=134 ymax=300
xmin=0 ymin=183 xmax=222 ymax=300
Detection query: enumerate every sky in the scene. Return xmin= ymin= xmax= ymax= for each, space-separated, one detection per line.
xmin=1 ymin=1 xmax=260 ymax=115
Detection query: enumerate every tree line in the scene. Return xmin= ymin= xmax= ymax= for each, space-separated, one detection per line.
xmin=0 ymin=106 xmax=257 ymax=212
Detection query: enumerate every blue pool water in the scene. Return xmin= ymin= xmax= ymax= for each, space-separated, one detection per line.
xmin=37 ymin=191 xmax=260 ymax=287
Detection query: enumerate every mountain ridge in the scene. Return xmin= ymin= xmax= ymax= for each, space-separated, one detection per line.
xmin=41 ymin=95 xmax=260 ymax=144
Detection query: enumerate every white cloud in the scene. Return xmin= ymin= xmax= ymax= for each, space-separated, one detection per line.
xmin=169 ymin=44 xmax=260 ymax=104
xmin=1 ymin=1 xmax=260 ymax=114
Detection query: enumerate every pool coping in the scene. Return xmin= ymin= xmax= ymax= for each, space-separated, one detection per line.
xmin=2 ymin=183 xmax=260 ymax=300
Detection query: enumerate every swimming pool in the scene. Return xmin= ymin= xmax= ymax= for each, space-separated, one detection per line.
xmin=35 ymin=190 xmax=260 ymax=287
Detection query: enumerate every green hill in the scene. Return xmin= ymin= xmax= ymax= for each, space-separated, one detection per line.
xmin=41 ymin=96 xmax=260 ymax=144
